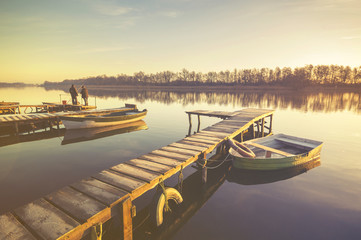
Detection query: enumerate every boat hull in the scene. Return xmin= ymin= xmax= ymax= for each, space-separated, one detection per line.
xmin=61 ymin=110 xmax=147 ymax=129
xmin=230 ymin=134 xmax=323 ymax=170
xmin=61 ymin=120 xmax=148 ymax=145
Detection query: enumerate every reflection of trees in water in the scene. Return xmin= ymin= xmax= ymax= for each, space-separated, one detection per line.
xmin=78 ymin=89 xmax=361 ymax=113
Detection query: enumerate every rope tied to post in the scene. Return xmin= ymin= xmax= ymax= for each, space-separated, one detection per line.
xmin=158 ymin=179 xmax=171 ymax=212
xmin=91 ymin=223 xmax=102 ymax=240
xmin=178 ymin=166 xmax=184 ymax=193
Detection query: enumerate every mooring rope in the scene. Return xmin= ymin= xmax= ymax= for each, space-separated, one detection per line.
xmin=158 ymin=179 xmax=171 ymax=212
xmin=198 ymin=153 xmax=231 ymax=169
xmin=178 ymin=166 xmax=184 ymax=194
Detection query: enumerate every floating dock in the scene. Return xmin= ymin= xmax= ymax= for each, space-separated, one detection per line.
xmin=0 ymin=108 xmax=274 ymax=240
xmin=0 ymin=106 xmax=135 ymax=136
xmin=0 ymin=103 xmax=96 ymax=115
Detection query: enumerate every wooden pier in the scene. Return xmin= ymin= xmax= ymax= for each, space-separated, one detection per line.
xmin=0 ymin=106 xmax=135 ymax=136
xmin=0 ymin=108 xmax=274 ymax=240
xmin=0 ymin=103 xmax=96 ymax=116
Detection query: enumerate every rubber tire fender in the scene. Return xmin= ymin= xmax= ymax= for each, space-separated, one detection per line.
xmin=152 ymin=187 xmax=183 ymax=227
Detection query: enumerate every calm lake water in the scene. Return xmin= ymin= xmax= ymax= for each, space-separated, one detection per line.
xmin=1 ymin=87 xmax=361 ymax=239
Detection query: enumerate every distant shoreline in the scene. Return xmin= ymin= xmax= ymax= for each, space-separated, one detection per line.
xmin=1 ymin=83 xmax=361 ymax=93
xmin=51 ymin=84 xmax=361 ymax=93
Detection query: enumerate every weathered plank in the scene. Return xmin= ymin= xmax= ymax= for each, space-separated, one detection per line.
xmin=203 ymin=126 xmax=238 ymax=134
xmin=110 ymin=164 xmax=161 ymax=182
xmin=0 ymin=213 xmax=36 ymax=240
xmin=71 ymin=178 xmax=128 ymax=207
xmin=150 ymin=149 xmax=190 ymax=161
xmin=184 ymin=136 xmax=219 ymax=145
xmin=13 ymin=116 xmax=25 ymax=121
xmin=198 ymin=130 xmax=230 ymax=138
xmin=21 ymin=115 xmax=34 ymax=120
xmin=126 ymin=159 xmax=173 ymax=174
xmin=37 ymin=114 xmax=50 ymax=118
xmin=138 ymin=154 xmax=183 ymax=167
xmin=212 ymin=122 xmax=244 ymax=128
xmin=13 ymin=198 xmax=80 ymax=240
xmin=93 ymin=170 xmax=146 ymax=193
xmin=46 ymin=186 xmax=108 ymax=223
xmin=191 ymin=134 xmax=223 ymax=141
xmin=177 ymin=139 xmax=214 ymax=148
xmin=3 ymin=117 xmax=12 ymax=122
xmin=160 ymin=146 xmax=200 ymax=156
xmin=220 ymin=119 xmax=250 ymax=125
xmin=168 ymin=142 xmax=207 ymax=152
xmin=228 ymin=116 xmax=254 ymax=122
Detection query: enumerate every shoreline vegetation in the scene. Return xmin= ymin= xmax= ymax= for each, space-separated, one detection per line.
xmin=0 ymin=82 xmax=37 ymax=88
xmin=43 ymin=84 xmax=361 ymax=94
xmin=2 ymin=65 xmax=361 ymax=92
xmin=42 ymin=65 xmax=361 ymax=91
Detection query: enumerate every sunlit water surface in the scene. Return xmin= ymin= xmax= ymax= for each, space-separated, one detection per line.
xmin=0 ymin=87 xmax=361 ymax=239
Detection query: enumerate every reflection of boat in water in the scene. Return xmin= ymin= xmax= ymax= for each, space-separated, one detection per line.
xmin=61 ymin=120 xmax=148 ymax=145
xmin=132 ymin=153 xmax=229 ymax=240
xmin=60 ymin=107 xmax=147 ymax=129
xmin=227 ymin=158 xmax=321 ymax=185
xmin=229 ymin=134 xmax=323 ymax=170
xmin=0 ymin=128 xmax=66 ymax=147
xmin=131 ymin=153 xmax=320 ymax=239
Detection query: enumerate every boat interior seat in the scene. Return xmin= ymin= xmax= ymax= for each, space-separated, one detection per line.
xmin=275 ymin=137 xmax=315 ymax=151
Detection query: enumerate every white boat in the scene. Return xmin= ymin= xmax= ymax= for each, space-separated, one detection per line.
xmin=60 ymin=108 xmax=147 ymax=129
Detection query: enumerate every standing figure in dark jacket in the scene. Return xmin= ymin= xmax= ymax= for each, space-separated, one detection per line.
xmin=80 ymin=85 xmax=89 ymax=106
xmin=69 ymin=84 xmax=78 ymax=105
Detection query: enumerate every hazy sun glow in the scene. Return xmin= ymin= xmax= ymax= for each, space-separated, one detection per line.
xmin=1 ymin=0 xmax=361 ymax=83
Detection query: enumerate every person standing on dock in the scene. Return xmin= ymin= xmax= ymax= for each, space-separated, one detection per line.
xmin=69 ymin=84 xmax=78 ymax=105
xmin=80 ymin=85 xmax=89 ymax=106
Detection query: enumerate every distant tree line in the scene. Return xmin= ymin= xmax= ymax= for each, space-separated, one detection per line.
xmin=0 ymin=82 xmax=37 ymax=88
xmin=43 ymin=65 xmax=361 ymax=88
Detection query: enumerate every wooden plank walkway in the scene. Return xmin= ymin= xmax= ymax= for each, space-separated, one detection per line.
xmin=0 ymin=106 xmax=138 ymax=136
xmin=0 ymin=106 xmax=135 ymax=124
xmin=0 ymin=108 xmax=274 ymax=240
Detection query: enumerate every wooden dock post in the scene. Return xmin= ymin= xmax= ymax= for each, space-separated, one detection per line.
xmin=122 ymin=197 xmax=133 ymax=240
xmin=197 ymin=114 xmax=201 ymax=132
xmin=202 ymin=167 xmax=207 ymax=184
xmin=269 ymin=114 xmax=273 ymax=134
xmin=261 ymin=118 xmax=265 ymax=137
xmin=200 ymin=153 xmax=207 ymax=184
xmin=249 ymin=124 xmax=255 ymax=139
xmin=14 ymin=122 xmax=19 ymax=136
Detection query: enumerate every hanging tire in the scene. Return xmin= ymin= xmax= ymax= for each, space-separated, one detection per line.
xmin=151 ymin=187 xmax=183 ymax=227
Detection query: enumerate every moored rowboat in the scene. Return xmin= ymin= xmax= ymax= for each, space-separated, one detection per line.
xmin=60 ymin=108 xmax=147 ymax=129
xmin=229 ymin=134 xmax=323 ymax=170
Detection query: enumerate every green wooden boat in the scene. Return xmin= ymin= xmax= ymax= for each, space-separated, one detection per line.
xmin=229 ymin=134 xmax=323 ymax=170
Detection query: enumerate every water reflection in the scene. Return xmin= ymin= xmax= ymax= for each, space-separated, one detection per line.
xmin=227 ymin=158 xmax=321 ymax=185
xmin=131 ymin=155 xmax=321 ymax=240
xmin=49 ymin=88 xmax=361 ymax=113
xmin=61 ymin=120 xmax=148 ymax=145
xmin=0 ymin=120 xmax=148 ymax=148
xmin=0 ymin=128 xmax=65 ymax=147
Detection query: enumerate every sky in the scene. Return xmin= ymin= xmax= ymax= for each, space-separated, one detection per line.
xmin=0 ymin=0 xmax=360 ymax=83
